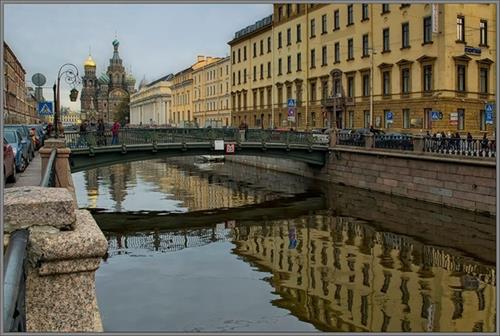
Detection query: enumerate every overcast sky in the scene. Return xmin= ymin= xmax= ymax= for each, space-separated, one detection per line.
xmin=4 ymin=3 xmax=272 ymax=111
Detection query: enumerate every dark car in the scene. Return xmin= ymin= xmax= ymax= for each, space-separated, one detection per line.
xmin=4 ymin=129 xmax=28 ymax=172
xmin=4 ymin=124 xmax=35 ymax=161
xmin=3 ymin=138 xmax=16 ymax=184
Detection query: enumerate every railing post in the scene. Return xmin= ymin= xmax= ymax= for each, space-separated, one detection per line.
xmin=413 ymin=135 xmax=425 ymax=152
xmin=329 ymin=129 xmax=337 ymax=148
xmin=364 ymin=133 xmax=374 ymax=149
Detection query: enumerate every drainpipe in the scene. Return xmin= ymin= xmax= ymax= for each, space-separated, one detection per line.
xmin=369 ymin=4 xmax=374 ymax=128
xmin=271 ymin=21 xmax=275 ymax=129
xmin=305 ymin=5 xmax=309 ymax=130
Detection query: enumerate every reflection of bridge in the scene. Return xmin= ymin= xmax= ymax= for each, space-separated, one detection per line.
xmin=105 ymin=225 xmax=232 ymax=257
xmin=66 ymin=128 xmax=329 ymax=172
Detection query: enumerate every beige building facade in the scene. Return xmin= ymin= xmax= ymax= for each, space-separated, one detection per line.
xmin=229 ymin=4 xmax=496 ymax=136
xmin=130 ymin=74 xmax=174 ymax=126
xmin=3 ymin=42 xmax=40 ymax=124
xmin=192 ymin=56 xmax=232 ymax=127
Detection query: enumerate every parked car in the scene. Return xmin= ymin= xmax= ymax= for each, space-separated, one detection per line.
xmin=4 ymin=125 xmax=35 ymax=161
xmin=3 ymin=129 xmax=28 ymax=172
xmin=3 ymin=138 xmax=16 ymax=184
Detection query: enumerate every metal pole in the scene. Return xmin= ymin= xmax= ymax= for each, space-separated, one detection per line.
xmin=55 ymin=77 xmax=61 ymax=138
xmin=305 ymin=6 xmax=309 ymax=131
xmin=370 ymin=4 xmax=375 ymax=128
xmin=271 ymin=23 xmax=275 ymax=129
xmin=53 ymin=83 xmax=57 ymax=138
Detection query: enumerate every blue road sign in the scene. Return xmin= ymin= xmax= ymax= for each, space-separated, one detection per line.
xmin=431 ymin=111 xmax=440 ymax=121
xmin=287 ymin=98 xmax=296 ymax=107
xmin=386 ymin=111 xmax=393 ymax=121
xmin=37 ymin=101 xmax=53 ymax=116
xmin=485 ymin=103 xmax=494 ymax=124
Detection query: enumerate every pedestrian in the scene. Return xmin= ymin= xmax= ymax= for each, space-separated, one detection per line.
xmin=97 ymin=119 xmax=106 ymax=146
xmin=454 ymin=132 xmax=461 ymax=151
xmin=111 ymin=120 xmax=121 ymax=145
xmin=78 ymin=121 xmax=88 ymax=147
xmin=480 ymin=134 xmax=489 ymax=152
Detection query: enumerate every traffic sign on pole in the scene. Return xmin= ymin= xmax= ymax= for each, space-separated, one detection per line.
xmin=37 ymin=101 xmax=53 ymax=116
xmin=287 ymin=107 xmax=296 ymax=122
xmin=287 ymin=98 xmax=296 ymax=107
xmin=485 ymin=103 xmax=495 ymax=124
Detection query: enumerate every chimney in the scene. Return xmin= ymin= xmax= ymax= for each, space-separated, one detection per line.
xmin=197 ymin=55 xmax=205 ymax=62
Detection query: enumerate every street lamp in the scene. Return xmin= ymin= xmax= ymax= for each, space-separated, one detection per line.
xmin=53 ymin=63 xmax=81 ymax=138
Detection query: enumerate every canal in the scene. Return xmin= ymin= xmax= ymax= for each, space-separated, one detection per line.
xmin=72 ymin=158 xmax=496 ymax=332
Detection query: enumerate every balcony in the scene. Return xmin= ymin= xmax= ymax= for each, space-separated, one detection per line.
xmin=321 ymin=95 xmax=344 ymax=107
xmin=345 ymin=96 xmax=355 ymax=106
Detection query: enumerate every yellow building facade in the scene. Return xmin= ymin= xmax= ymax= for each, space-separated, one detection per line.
xmin=192 ymin=56 xmax=232 ymax=127
xmin=229 ymin=4 xmax=496 ymax=135
xmin=171 ymin=56 xmax=220 ymax=127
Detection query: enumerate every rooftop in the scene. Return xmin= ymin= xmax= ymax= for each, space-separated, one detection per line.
xmin=229 ymin=14 xmax=273 ymax=45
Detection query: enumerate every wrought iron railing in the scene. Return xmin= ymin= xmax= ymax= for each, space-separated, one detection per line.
xmin=337 ymin=132 xmax=365 ymax=147
xmin=374 ymin=134 xmax=414 ymax=151
xmin=424 ymin=138 xmax=496 ymax=158
xmin=3 ymin=230 xmax=28 ymax=332
xmin=64 ymin=128 xmax=322 ymax=149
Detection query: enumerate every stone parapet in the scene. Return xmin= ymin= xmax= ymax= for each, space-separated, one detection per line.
xmin=4 ymin=187 xmax=107 ymax=332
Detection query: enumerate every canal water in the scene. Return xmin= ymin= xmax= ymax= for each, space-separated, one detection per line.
xmin=72 ymin=158 xmax=496 ymax=332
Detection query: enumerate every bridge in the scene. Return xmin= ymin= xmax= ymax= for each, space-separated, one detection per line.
xmin=65 ymin=128 xmax=330 ymax=172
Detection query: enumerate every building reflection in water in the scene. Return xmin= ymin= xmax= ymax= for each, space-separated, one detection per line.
xmin=101 ymin=213 xmax=495 ymax=333
xmin=229 ymin=215 xmax=495 ymax=333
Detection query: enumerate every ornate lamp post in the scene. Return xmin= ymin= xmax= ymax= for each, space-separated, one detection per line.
xmin=53 ymin=63 xmax=81 ymax=138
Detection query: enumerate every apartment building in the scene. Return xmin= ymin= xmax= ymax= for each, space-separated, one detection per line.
xmin=229 ymin=4 xmax=496 ymax=135
xmin=130 ymin=74 xmax=174 ymax=126
xmin=192 ymin=56 xmax=231 ymax=127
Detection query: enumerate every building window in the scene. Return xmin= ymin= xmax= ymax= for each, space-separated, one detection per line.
xmin=456 ymin=16 xmax=465 ymax=42
xmin=348 ymin=111 xmax=354 ymax=128
xmin=287 ymin=56 xmax=291 ymax=73
xmin=267 ymin=37 xmax=271 ymax=52
xmin=310 ymin=18 xmax=316 ymax=38
xmin=278 ymin=6 xmax=283 ymax=21
xmin=286 ymin=3 xmax=291 ymax=17
xmin=260 ymin=63 xmax=264 ymax=79
xmin=278 ymin=58 xmax=282 ymax=75
xmin=382 ymin=4 xmax=390 ymax=14
xmin=423 ymin=16 xmax=432 ymax=44
xmin=321 ymin=46 xmax=327 ymax=66
xmin=278 ymin=32 xmax=282 ymax=48
xmin=334 ymin=42 xmax=340 ymax=63
xmin=310 ymin=49 xmax=316 ymax=68
xmin=382 ymin=28 xmax=390 ymax=52
xmin=479 ymin=67 xmax=488 ymax=93
xmin=347 ymin=5 xmax=353 ymax=25
xmin=362 ymin=73 xmax=370 ymax=96
xmin=480 ymin=20 xmax=488 ymax=46
xmin=423 ymin=64 xmax=433 ymax=91
xmin=232 ymin=51 xmax=235 ymax=64
xmin=347 ymin=76 xmax=354 ymax=97
xmin=267 ymin=61 xmax=271 ymax=78
xmin=310 ymin=82 xmax=316 ymax=102
xmin=458 ymin=109 xmax=465 ymax=130
xmin=456 ymin=64 xmax=466 ymax=92
xmin=253 ymin=42 xmax=257 ymax=57
xmin=362 ymin=4 xmax=369 ymax=21
xmin=402 ymin=22 xmax=410 ymax=48
xmin=403 ymin=108 xmax=410 ymax=128
xmin=362 ymin=34 xmax=369 ymax=56
xmin=382 ymin=71 xmax=391 ymax=95
xmin=297 ymin=53 xmax=302 ymax=71
xmin=401 ymin=68 xmax=410 ymax=94
xmin=243 ymin=46 xmax=247 ymax=60
xmin=259 ymin=40 xmax=263 ymax=55
xmin=364 ymin=110 xmax=370 ymax=128
xmin=243 ymin=69 xmax=247 ymax=83
xmin=253 ymin=66 xmax=257 ymax=81
xmin=287 ymin=28 xmax=291 ymax=46
xmin=296 ymin=24 xmax=302 ymax=42
xmin=237 ymin=49 xmax=241 ymax=63
xmin=480 ymin=109 xmax=486 ymax=131
xmin=347 ymin=38 xmax=354 ymax=60
xmin=334 ymin=10 xmax=340 ymax=30
xmin=322 ymin=14 xmax=327 ymax=34
xmin=321 ymin=81 xmax=328 ymax=100
xmin=297 ymin=4 xmax=302 ymax=15
xmin=238 ymin=71 xmax=241 ymax=84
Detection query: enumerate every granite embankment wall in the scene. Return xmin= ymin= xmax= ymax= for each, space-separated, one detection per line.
xmin=225 ymin=147 xmax=496 ymax=215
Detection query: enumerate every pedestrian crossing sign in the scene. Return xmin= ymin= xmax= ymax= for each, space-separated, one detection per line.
xmin=37 ymin=101 xmax=54 ymax=116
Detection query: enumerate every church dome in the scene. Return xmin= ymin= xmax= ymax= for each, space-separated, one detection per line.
xmin=138 ymin=77 xmax=148 ymax=89
xmin=98 ymin=73 xmax=110 ymax=84
xmin=84 ymin=55 xmax=96 ymax=67
xmin=126 ymin=73 xmax=136 ymax=85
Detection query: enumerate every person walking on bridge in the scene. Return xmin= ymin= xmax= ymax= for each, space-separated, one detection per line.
xmin=97 ymin=119 xmax=106 ymax=146
xmin=111 ymin=120 xmax=121 ymax=145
